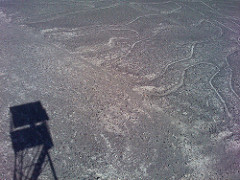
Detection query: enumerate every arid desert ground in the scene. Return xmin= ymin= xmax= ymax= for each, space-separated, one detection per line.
xmin=1 ymin=0 xmax=240 ymax=179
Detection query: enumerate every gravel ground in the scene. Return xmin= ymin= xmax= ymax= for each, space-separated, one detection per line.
xmin=1 ymin=0 xmax=240 ymax=179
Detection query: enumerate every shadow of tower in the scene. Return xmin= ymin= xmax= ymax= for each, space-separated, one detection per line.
xmin=10 ymin=101 xmax=58 ymax=180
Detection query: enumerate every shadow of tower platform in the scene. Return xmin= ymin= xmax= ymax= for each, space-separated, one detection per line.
xmin=10 ymin=101 xmax=58 ymax=180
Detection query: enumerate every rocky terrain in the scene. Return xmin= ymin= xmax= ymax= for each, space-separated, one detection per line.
xmin=0 ymin=0 xmax=240 ymax=179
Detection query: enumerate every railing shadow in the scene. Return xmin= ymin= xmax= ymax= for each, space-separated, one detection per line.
xmin=10 ymin=101 xmax=58 ymax=180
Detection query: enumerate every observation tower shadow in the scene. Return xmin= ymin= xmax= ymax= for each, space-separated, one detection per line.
xmin=10 ymin=101 xmax=58 ymax=180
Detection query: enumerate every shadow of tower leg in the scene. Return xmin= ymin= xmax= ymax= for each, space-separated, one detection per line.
xmin=46 ymin=151 xmax=58 ymax=180
xmin=13 ymin=152 xmax=17 ymax=180
xmin=30 ymin=146 xmax=58 ymax=180
xmin=30 ymin=146 xmax=48 ymax=180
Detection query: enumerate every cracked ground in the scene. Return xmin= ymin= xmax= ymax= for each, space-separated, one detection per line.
xmin=1 ymin=0 xmax=240 ymax=179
